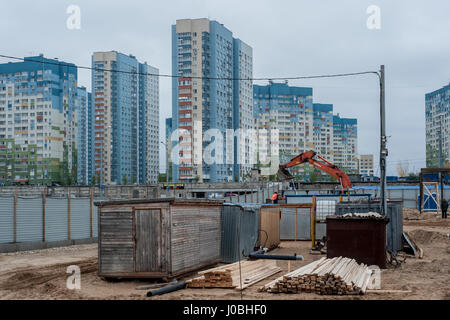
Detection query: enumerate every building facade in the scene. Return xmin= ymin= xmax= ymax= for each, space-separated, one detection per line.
xmin=253 ymin=82 xmax=314 ymax=176
xmin=76 ymin=87 xmax=93 ymax=185
xmin=333 ymin=114 xmax=358 ymax=172
xmin=0 ymin=55 xmax=78 ymax=185
xmin=171 ymin=18 xmax=253 ymax=182
xmin=92 ymin=51 xmax=159 ymax=185
xmin=359 ymin=154 xmax=374 ymax=176
xmin=253 ymin=82 xmax=358 ymax=177
xmin=425 ymin=83 xmax=450 ymax=168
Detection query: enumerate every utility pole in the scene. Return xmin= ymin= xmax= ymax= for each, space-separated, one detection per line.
xmin=379 ymin=65 xmax=388 ymax=216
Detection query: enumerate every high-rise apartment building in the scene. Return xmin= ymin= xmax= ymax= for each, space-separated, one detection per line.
xmin=425 ymin=83 xmax=450 ymax=167
xmin=0 ymin=55 xmax=79 ymax=185
xmin=359 ymin=154 xmax=374 ymax=176
xmin=312 ymin=103 xmax=334 ymax=157
xmin=232 ymin=39 xmax=253 ymax=180
xmin=92 ymin=51 xmax=159 ymax=185
xmin=76 ymin=87 xmax=93 ymax=185
xmin=333 ymin=114 xmax=358 ymax=171
xmin=171 ymin=18 xmax=253 ymax=182
xmin=254 ymin=82 xmax=358 ymax=176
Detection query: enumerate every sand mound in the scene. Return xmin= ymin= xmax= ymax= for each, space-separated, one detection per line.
xmin=403 ymin=208 xmax=439 ymax=220
xmin=408 ymin=229 xmax=447 ymax=245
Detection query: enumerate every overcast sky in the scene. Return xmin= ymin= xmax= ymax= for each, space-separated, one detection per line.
xmin=1 ymin=0 xmax=449 ymax=175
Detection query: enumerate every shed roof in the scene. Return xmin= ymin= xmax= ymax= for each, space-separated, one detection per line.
xmin=94 ymin=198 xmax=224 ymax=207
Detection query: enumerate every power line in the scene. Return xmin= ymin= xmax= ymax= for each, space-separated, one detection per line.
xmin=0 ymin=53 xmax=379 ymax=81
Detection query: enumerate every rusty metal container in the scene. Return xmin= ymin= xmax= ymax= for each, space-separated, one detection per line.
xmin=95 ymin=198 xmax=223 ymax=279
xmin=326 ymin=215 xmax=388 ymax=268
xmin=335 ymin=201 xmax=403 ymax=255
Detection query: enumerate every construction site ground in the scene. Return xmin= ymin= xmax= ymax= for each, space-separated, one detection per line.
xmin=0 ymin=210 xmax=449 ymax=300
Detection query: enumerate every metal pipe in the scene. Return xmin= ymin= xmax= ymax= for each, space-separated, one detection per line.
xmin=146 ymin=281 xmax=186 ymax=297
xmin=248 ymin=252 xmax=304 ymax=261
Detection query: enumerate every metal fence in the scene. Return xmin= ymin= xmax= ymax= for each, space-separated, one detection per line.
xmin=0 ymin=190 xmax=99 ymax=245
xmin=279 ymin=206 xmax=312 ymax=240
xmin=284 ymin=194 xmax=372 ymax=241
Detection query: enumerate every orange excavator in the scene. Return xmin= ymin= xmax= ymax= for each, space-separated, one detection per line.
xmin=277 ymin=150 xmax=352 ymax=193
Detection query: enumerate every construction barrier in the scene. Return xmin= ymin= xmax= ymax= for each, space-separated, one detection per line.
xmin=0 ymin=188 xmax=99 ymax=250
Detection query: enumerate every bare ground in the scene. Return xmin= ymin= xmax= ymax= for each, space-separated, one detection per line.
xmin=0 ymin=210 xmax=449 ymax=300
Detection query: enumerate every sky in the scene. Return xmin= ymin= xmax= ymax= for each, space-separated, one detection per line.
xmin=1 ymin=0 xmax=449 ymax=175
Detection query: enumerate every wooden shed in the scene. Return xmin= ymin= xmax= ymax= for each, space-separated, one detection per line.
xmin=95 ymin=198 xmax=223 ymax=279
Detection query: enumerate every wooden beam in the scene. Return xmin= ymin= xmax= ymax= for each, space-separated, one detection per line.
xmin=366 ymin=289 xmax=412 ymax=294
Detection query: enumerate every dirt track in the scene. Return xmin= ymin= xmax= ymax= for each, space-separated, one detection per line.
xmin=0 ymin=211 xmax=449 ymax=300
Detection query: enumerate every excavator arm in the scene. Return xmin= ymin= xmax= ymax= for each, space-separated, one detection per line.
xmin=277 ymin=150 xmax=352 ymax=192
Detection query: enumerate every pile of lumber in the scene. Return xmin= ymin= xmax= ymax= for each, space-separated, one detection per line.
xmin=187 ymin=260 xmax=281 ymax=291
xmin=260 ymin=257 xmax=375 ymax=295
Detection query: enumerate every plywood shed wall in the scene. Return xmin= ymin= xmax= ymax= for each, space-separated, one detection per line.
xmin=96 ymin=199 xmax=223 ymax=279
xmin=258 ymin=206 xmax=281 ymax=250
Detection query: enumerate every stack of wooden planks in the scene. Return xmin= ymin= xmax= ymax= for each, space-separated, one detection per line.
xmin=260 ymin=257 xmax=375 ymax=295
xmin=187 ymin=260 xmax=282 ymax=291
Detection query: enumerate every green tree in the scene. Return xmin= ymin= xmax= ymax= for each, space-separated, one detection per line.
xmin=122 ymin=174 xmax=128 ymax=185
xmin=194 ymin=175 xmax=200 ymax=183
xmin=131 ymin=175 xmax=136 ymax=184
xmin=91 ymin=176 xmax=96 ymax=186
xmin=158 ymin=173 xmax=167 ymax=182
xmin=408 ymin=172 xmax=419 ymax=181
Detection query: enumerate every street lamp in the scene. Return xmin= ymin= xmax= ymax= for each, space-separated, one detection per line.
xmin=161 ymin=140 xmax=169 ymax=197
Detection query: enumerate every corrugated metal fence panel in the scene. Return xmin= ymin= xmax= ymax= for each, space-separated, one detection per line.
xmin=221 ymin=205 xmax=239 ymax=263
xmin=335 ymin=202 xmax=403 ymax=254
xmin=0 ymin=197 xmax=14 ymax=243
xmin=280 ymin=207 xmax=311 ymax=240
xmin=70 ymin=198 xmax=91 ymax=240
xmin=280 ymin=207 xmax=296 ymax=240
xmin=16 ymin=197 xmax=43 ymax=242
xmin=221 ymin=204 xmax=259 ymax=263
xmin=386 ymin=204 xmax=403 ymax=253
xmin=45 ymin=198 xmax=68 ymax=242
xmin=93 ymin=199 xmax=100 ymax=237
xmin=403 ymin=189 xmax=418 ymax=209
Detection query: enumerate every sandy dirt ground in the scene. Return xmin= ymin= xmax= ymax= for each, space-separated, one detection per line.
xmin=0 ymin=210 xmax=449 ymax=300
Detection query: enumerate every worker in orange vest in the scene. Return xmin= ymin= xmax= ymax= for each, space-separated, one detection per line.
xmin=271 ymin=191 xmax=278 ymax=204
